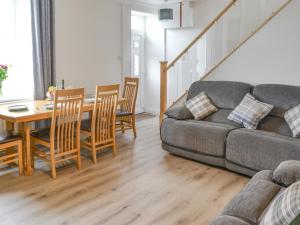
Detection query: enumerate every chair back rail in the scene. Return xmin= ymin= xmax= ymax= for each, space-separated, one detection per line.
xmin=121 ymin=77 xmax=139 ymax=114
xmin=51 ymin=88 xmax=84 ymax=154
xmin=92 ymin=85 xmax=119 ymax=144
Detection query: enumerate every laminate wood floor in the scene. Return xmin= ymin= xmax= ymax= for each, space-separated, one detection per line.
xmin=0 ymin=115 xmax=249 ymax=225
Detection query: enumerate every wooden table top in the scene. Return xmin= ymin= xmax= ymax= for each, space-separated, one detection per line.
xmin=0 ymin=97 xmax=127 ymax=123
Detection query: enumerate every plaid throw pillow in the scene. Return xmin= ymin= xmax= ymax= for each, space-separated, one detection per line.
xmin=228 ymin=93 xmax=273 ymax=129
xmin=260 ymin=181 xmax=300 ymax=225
xmin=185 ymin=92 xmax=218 ymax=120
xmin=284 ymin=105 xmax=300 ymax=137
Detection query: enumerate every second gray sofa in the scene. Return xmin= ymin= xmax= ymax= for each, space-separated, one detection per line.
xmin=160 ymin=81 xmax=300 ymax=176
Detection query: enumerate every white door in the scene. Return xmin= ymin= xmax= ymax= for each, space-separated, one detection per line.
xmin=131 ymin=34 xmax=144 ymax=113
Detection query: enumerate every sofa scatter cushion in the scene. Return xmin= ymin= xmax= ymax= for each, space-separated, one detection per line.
xmin=164 ymin=105 xmax=193 ymax=120
xmin=272 ymin=160 xmax=300 ymax=187
xmin=260 ymin=181 xmax=300 ymax=225
xmin=185 ymin=92 xmax=218 ymax=120
xmin=284 ymin=104 xmax=300 ymax=137
xmin=228 ymin=93 xmax=274 ymax=129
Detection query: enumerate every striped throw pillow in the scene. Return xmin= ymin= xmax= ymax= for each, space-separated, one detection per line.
xmin=228 ymin=93 xmax=273 ymax=129
xmin=185 ymin=92 xmax=218 ymax=120
xmin=260 ymin=181 xmax=300 ymax=225
xmin=284 ymin=105 xmax=300 ymax=137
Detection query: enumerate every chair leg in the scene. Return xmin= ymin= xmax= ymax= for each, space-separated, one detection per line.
xmin=91 ymin=144 xmax=97 ymax=164
xmin=120 ymin=121 xmax=125 ymax=134
xmin=17 ymin=141 xmax=23 ymax=176
xmin=77 ymin=150 xmax=82 ymax=170
xmin=50 ymin=156 xmax=56 ymax=179
xmin=112 ymin=140 xmax=117 ymax=157
xmin=30 ymin=139 xmax=35 ymax=169
xmin=132 ymin=116 xmax=137 ymax=138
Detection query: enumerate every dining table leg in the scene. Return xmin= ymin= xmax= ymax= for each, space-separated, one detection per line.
xmin=19 ymin=122 xmax=32 ymax=176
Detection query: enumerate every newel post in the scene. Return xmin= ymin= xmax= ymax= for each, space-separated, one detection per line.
xmin=160 ymin=61 xmax=168 ymax=125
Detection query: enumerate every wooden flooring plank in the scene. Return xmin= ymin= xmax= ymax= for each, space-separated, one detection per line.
xmin=0 ymin=114 xmax=248 ymax=225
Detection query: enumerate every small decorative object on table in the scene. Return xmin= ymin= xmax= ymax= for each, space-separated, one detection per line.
xmin=46 ymin=86 xmax=56 ymax=100
xmin=0 ymin=64 xmax=9 ymax=95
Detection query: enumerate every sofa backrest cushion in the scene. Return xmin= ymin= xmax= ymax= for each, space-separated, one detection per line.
xmin=252 ymin=84 xmax=300 ymax=118
xmin=187 ymin=81 xmax=252 ymax=110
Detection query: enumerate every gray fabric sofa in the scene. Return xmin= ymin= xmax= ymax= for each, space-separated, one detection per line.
xmin=160 ymin=81 xmax=300 ymax=176
xmin=209 ymin=160 xmax=300 ymax=225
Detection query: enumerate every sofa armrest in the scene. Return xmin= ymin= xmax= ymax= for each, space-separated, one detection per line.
xmin=272 ymin=160 xmax=300 ymax=187
xmin=164 ymin=105 xmax=193 ymax=120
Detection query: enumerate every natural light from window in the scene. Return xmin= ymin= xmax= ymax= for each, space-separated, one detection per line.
xmin=0 ymin=0 xmax=34 ymax=101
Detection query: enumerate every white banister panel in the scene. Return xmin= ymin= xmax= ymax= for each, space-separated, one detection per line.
xmin=167 ymin=0 xmax=287 ymax=107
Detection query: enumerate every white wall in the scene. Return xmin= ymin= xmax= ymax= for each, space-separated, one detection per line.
xmin=208 ymin=0 xmax=300 ymax=85
xmin=143 ymin=15 xmax=164 ymax=114
xmin=55 ymin=0 xmax=122 ymax=95
xmin=166 ymin=0 xmax=231 ymax=62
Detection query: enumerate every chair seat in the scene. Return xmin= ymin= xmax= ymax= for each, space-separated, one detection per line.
xmin=0 ymin=132 xmax=22 ymax=145
xmin=31 ymin=128 xmax=52 ymax=143
xmin=81 ymin=119 xmax=92 ymax=132
xmin=116 ymin=110 xmax=132 ymax=117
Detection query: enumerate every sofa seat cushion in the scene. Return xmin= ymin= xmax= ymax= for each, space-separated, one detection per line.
xmin=222 ymin=170 xmax=281 ymax=224
xmin=258 ymin=116 xmax=292 ymax=137
xmin=226 ymin=129 xmax=300 ymax=171
xmin=161 ymin=118 xmax=238 ymax=157
xmin=209 ymin=215 xmax=252 ymax=225
xmin=204 ymin=109 xmax=243 ymax=127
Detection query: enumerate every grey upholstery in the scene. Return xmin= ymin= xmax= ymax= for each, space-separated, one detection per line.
xmin=160 ymin=81 xmax=300 ymax=177
xmin=204 ymin=109 xmax=243 ymax=127
xmin=161 ymin=118 xmax=238 ymax=157
xmin=81 ymin=119 xmax=92 ymax=132
xmin=162 ymin=143 xmax=225 ymax=168
xmin=209 ymin=162 xmax=300 ymax=225
xmin=187 ymin=81 xmax=252 ymax=109
xmin=0 ymin=132 xmax=22 ymax=144
xmin=253 ymin=84 xmax=300 ymax=117
xmin=222 ymin=170 xmax=281 ymax=224
xmin=164 ymin=104 xmax=193 ymax=120
xmin=31 ymin=128 xmax=52 ymax=143
xmin=226 ymin=129 xmax=300 ymax=172
xmin=272 ymin=160 xmax=300 ymax=187
xmin=116 ymin=110 xmax=132 ymax=117
xmin=209 ymin=215 xmax=252 ymax=225
xmin=258 ymin=116 xmax=292 ymax=137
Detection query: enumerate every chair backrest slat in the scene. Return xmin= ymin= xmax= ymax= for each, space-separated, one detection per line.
xmin=121 ymin=77 xmax=139 ymax=114
xmin=51 ymin=88 xmax=84 ymax=154
xmin=92 ymin=85 xmax=119 ymax=144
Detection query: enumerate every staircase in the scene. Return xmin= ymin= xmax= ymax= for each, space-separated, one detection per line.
xmin=159 ymin=0 xmax=293 ymax=123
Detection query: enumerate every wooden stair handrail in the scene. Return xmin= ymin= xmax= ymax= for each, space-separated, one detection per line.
xmin=167 ymin=0 xmax=237 ymax=70
xmin=160 ymin=0 xmax=294 ymax=124
xmin=200 ymin=0 xmax=294 ymax=81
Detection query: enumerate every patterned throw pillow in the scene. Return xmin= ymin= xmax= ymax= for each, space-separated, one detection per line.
xmin=284 ymin=104 xmax=300 ymax=137
xmin=185 ymin=92 xmax=218 ymax=120
xmin=228 ymin=93 xmax=273 ymax=129
xmin=260 ymin=181 xmax=300 ymax=225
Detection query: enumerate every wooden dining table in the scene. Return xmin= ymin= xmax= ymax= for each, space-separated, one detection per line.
xmin=0 ymin=97 xmax=127 ymax=175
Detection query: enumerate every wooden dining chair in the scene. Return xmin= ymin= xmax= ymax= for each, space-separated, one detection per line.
xmin=31 ymin=88 xmax=84 ymax=179
xmin=0 ymin=133 xmax=23 ymax=175
xmin=81 ymin=85 xmax=119 ymax=164
xmin=116 ymin=77 xmax=139 ymax=137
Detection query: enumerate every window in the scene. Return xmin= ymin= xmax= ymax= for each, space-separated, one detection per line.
xmin=0 ymin=0 xmax=34 ymax=101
